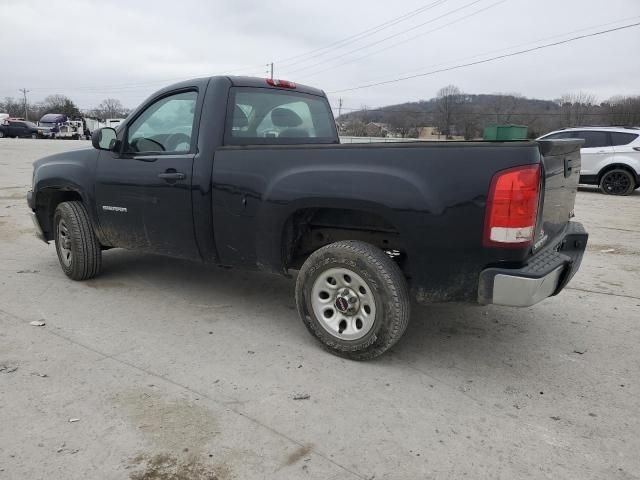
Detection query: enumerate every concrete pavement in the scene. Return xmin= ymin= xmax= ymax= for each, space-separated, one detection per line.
xmin=1 ymin=139 xmax=639 ymax=479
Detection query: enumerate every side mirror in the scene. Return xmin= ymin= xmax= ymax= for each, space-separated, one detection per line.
xmin=92 ymin=127 xmax=118 ymax=151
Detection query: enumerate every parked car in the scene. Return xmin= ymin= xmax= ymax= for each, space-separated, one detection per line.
xmin=0 ymin=119 xmax=42 ymax=138
xmin=538 ymin=126 xmax=640 ymax=195
xmin=27 ymin=76 xmax=588 ymax=359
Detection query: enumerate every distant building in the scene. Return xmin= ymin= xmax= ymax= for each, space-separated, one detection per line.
xmin=365 ymin=122 xmax=389 ymax=137
xmin=416 ymin=126 xmax=465 ymax=141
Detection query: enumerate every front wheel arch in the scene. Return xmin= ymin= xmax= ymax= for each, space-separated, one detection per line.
xmin=34 ymin=188 xmax=84 ymax=240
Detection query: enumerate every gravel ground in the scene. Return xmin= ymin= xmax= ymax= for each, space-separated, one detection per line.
xmin=1 ymin=139 xmax=639 ymax=480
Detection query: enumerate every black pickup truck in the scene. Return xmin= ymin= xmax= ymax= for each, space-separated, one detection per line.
xmin=27 ymin=76 xmax=588 ymax=359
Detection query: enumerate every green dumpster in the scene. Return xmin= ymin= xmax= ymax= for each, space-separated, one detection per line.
xmin=483 ymin=124 xmax=528 ymax=141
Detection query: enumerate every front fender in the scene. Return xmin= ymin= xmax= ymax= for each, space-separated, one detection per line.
xmin=31 ymin=148 xmax=101 ymax=238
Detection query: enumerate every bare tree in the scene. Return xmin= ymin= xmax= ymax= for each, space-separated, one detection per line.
xmin=0 ymin=97 xmax=25 ymax=117
xmin=388 ymin=111 xmax=421 ymax=138
xmin=487 ymin=93 xmax=522 ymax=123
xmin=96 ymin=98 xmax=126 ymax=119
xmin=558 ymin=92 xmax=597 ymax=127
xmin=344 ymin=120 xmax=367 ymax=137
xmin=436 ymin=85 xmax=463 ymax=138
xmin=605 ymin=95 xmax=640 ymax=126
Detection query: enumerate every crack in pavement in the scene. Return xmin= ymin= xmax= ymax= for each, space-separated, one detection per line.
xmin=0 ymin=307 xmax=365 ymax=480
xmin=566 ymin=287 xmax=640 ymax=301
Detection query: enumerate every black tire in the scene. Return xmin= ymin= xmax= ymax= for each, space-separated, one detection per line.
xmin=53 ymin=201 xmax=102 ymax=280
xmin=295 ymin=240 xmax=410 ymax=360
xmin=599 ymin=169 xmax=635 ymax=196
xmin=31 ymin=133 xmax=37 ymax=139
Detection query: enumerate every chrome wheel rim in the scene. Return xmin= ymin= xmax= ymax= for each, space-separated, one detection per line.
xmin=311 ymin=267 xmax=377 ymax=340
xmin=57 ymin=219 xmax=72 ymax=267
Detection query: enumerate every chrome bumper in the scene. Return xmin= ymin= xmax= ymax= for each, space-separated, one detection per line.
xmin=478 ymin=222 xmax=588 ymax=307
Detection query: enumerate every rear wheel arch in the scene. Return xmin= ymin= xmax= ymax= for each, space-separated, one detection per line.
xmin=279 ymin=206 xmax=407 ymax=272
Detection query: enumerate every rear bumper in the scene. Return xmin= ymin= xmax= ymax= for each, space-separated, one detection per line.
xmin=478 ymin=222 xmax=588 ymax=307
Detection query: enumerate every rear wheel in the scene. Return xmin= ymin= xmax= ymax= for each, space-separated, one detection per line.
xmin=295 ymin=240 xmax=410 ymax=360
xmin=31 ymin=133 xmax=37 ymax=139
xmin=53 ymin=201 xmax=102 ymax=280
xmin=600 ymin=169 xmax=635 ymax=195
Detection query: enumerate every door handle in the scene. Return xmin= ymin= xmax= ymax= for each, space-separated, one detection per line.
xmin=158 ymin=172 xmax=185 ymax=180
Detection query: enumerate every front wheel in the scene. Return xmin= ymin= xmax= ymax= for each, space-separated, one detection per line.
xmin=600 ymin=169 xmax=635 ymax=195
xmin=296 ymin=240 xmax=410 ymax=360
xmin=31 ymin=133 xmax=37 ymax=139
xmin=53 ymin=201 xmax=102 ymax=280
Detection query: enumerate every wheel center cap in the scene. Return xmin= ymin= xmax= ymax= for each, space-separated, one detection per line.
xmin=335 ymin=288 xmax=359 ymax=315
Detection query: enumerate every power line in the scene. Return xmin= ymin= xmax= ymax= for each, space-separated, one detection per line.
xmin=275 ymin=0 xmax=449 ymax=66
xmin=349 ymin=15 xmax=640 ymax=86
xmin=328 ymin=22 xmax=640 ymax=94
xmin=295 ymin=0 xmax=506 ymax=79
xmin=283 ymin=0 xmax=488 ymax=76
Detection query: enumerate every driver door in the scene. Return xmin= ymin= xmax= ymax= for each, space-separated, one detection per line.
xmin=95 ymin=89 xmax=201 ymax=260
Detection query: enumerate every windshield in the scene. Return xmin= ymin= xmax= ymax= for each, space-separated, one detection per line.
xmin=225 ymin=87 xmax=337 ymax=145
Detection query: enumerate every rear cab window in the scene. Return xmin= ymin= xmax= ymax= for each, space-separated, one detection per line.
xmin=225 ymin=87 xmax=337 ymax=145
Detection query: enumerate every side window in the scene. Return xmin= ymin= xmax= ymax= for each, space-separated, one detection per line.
xmin=574 ymin=131 xmax=610 ymax=149
xmin=126 ymin=91 xmax=197 ymax=153
xmin=611 ymin=132 xmax=639 ymax=146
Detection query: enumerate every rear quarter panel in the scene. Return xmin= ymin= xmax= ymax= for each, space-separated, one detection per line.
xmin=211 ymin=142 xmax=541 ymax=302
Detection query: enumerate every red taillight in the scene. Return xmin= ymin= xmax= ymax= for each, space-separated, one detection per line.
xmin=266 ymin=78 xmax=296 ymax=89
xmin=483 ymin=164 xmax=541 ymax=248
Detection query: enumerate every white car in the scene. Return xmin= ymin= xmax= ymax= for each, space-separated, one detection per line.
xmin=539 ymin=127 xmax=640 ymax=195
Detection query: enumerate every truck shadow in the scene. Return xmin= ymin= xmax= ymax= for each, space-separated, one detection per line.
xmin=93 ymin=249 xmax=555 ymax=376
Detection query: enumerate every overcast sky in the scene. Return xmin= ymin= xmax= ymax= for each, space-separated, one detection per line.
xmin=1 ymin=0 xmax=639 ymax=114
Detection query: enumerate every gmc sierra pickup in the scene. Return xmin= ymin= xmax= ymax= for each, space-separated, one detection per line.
xmin=27 ymin=76 xmax=588 ymax=359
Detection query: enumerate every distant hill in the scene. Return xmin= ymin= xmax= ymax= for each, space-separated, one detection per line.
xmin=337 ymin=91 xmax=640 ymax=139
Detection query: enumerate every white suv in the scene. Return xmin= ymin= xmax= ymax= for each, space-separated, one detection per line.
xmin=539 ymin=127 xmax=640 ymax=195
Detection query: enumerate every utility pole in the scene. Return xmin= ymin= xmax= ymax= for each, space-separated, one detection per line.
xmin=19 ymin=88 xmax=29 ymax=120
xmin=269 ymin=62 xmax=274 ymax=80
xmin=338 ymin=98 xmax=343 ymax=118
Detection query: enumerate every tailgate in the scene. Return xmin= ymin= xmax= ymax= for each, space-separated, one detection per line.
xmin=534 ymin=139 xmax=583 ymax=250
